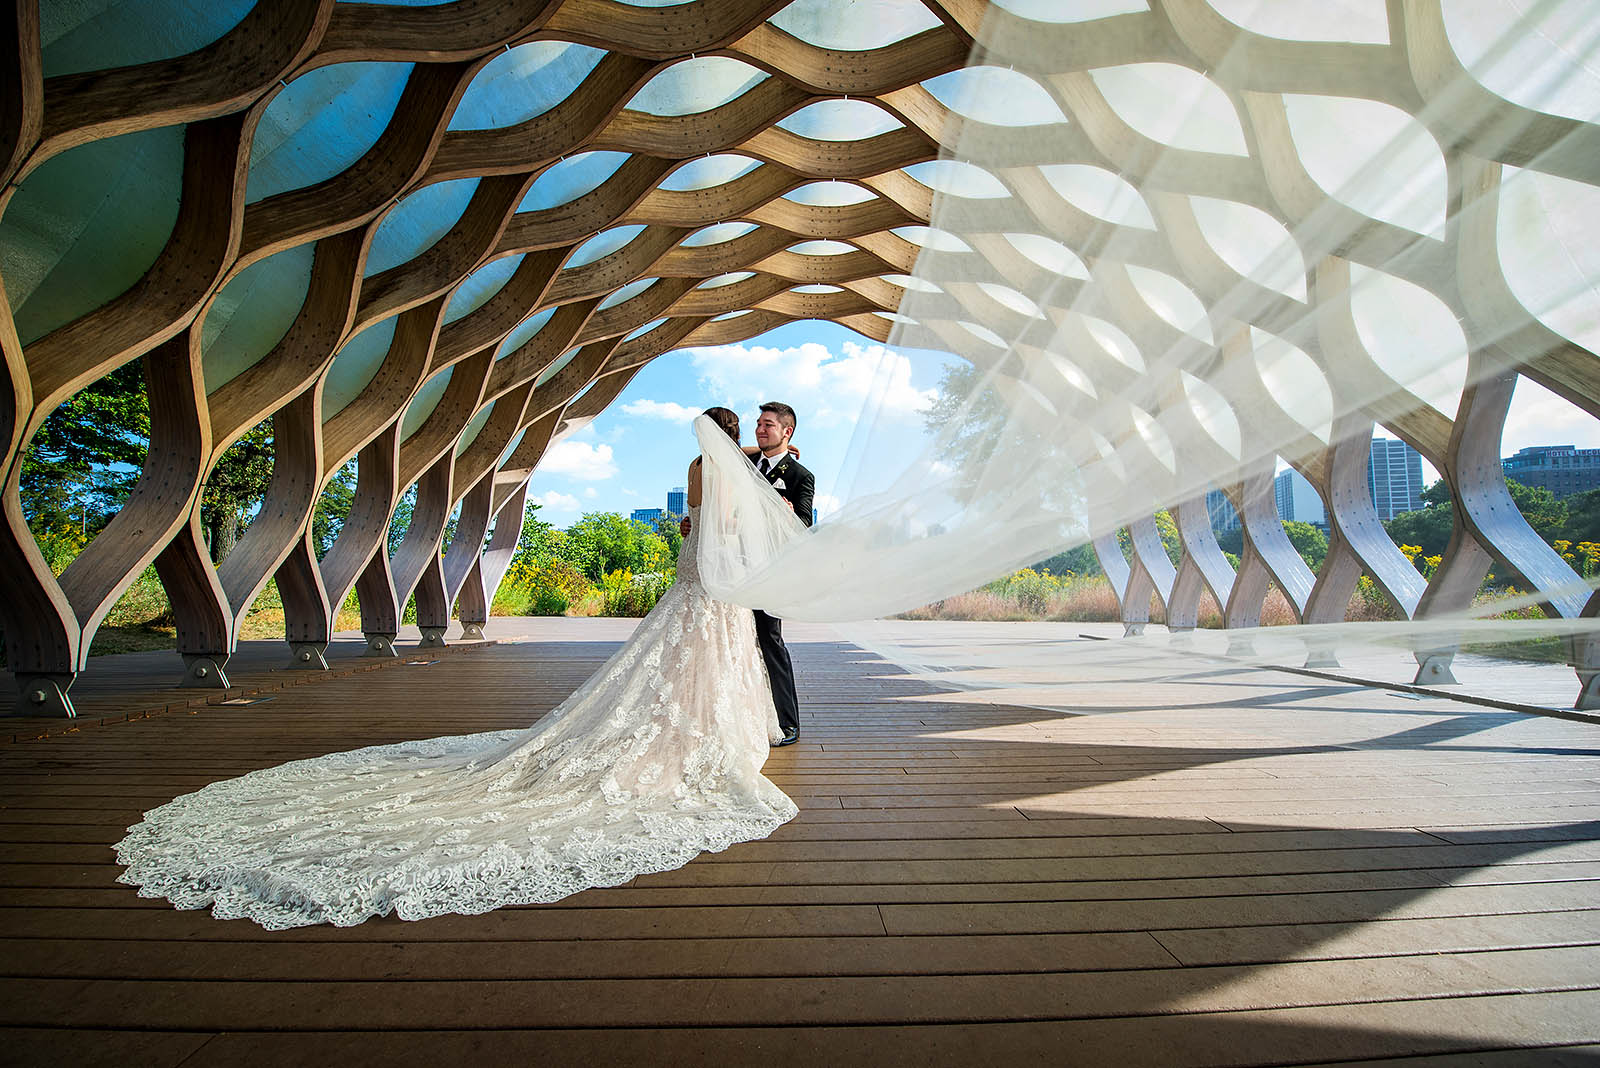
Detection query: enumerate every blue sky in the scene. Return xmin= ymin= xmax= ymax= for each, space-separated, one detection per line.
xmin=525 ymin=319 xmax=953 ymax=526
xmin=524 ymin=319 xmax=1600 ymax=529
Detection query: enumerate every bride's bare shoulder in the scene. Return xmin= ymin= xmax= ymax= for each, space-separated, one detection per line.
xmin=687 ymin=457 xmax=702 ymax=506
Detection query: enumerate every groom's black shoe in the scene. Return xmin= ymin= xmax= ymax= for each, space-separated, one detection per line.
xmin=773 ymin=727 xmax=799 ymax=747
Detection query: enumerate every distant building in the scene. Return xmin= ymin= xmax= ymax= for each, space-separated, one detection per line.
xmin=666 ymin=486 xmax=686 ymax=516
xmin=1274 ymin=467 xmax=1326 ymax=528
xmin=1503 ymin=445 xmax=1600 ymax=498
xmin=630 ymin=507 xmax=665 ymax=525
xmin=1205 ymin=487 xmax=1240 ymax=532
xmin=1368 ymin=437 xmax=1424 ymax=520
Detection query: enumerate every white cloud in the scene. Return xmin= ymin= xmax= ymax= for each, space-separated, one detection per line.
xmin=1503 ymin=376 xmax=1600 ymax=455
xmin=583 ymin=487 xmax=598 ymax=499
xmin=539 ymin=439 xmax=618 ymax=480
xmin=531 ymin=490 xmax=579 ymax=512
xmin=622 ymin=399 xmax=701 ymax=423
xmin=685 ymin=340 xmax=937 ymax=431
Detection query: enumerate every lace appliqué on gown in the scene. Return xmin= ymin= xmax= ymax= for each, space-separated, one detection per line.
xmin=114 ymin=506 xmax=796 ymax=929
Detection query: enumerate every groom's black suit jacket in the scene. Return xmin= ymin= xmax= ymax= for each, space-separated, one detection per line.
xmin=754 ymin=451 xmax=815 ymax=528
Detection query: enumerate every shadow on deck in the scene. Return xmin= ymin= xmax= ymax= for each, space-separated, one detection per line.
xmin=2 ymin=620 xmax=1598 ymax=1065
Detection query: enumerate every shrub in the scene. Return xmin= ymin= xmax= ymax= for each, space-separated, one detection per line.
xmin=492 ymin=557 xmax=596 ymax=616
xmin=35 ymin=526 xmax=88 ymax=575
xmin=531 ymin=587 xmax=570 ymax=616
xmin=600 ymin=569 xmax=674 ymax=617
xmin=1346 ymin=576 xmax=1401 ymax=622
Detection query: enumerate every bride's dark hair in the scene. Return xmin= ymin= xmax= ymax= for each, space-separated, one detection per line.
xmin=702 ymin=406 xmax=739 ymax=442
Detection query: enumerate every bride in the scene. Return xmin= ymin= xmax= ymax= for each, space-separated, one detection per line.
xmin=115 ymin=407 xmax=807 ymax=929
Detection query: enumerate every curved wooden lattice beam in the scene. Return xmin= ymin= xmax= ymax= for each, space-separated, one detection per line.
xmin=1 ymin=0 xmax=1596 ymax=714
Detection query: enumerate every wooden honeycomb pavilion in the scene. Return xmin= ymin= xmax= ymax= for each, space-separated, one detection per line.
xmin=1 ymin=0 xmax=1597 ymax=715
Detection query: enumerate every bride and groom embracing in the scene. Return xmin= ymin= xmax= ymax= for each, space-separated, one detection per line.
xmin=115 ymin=402 xmax=819 ymax=929
xmin=686 ymin=401 xmax=815 ymax=749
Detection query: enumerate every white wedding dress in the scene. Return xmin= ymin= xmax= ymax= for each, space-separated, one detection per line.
xmin=114 ymin=493 xmax=798 ymax=929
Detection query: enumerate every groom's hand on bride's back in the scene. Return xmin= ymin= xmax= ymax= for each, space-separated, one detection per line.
xmin=680 ymin=516 xmax=691 ymax=536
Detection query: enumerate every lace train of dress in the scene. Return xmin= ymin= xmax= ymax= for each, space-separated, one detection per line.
xmin=114 ymin=505 xmax=796 ymax=929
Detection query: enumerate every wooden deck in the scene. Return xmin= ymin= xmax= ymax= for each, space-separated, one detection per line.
xmin=3 ymin=620 xmax=1599 ymax=1066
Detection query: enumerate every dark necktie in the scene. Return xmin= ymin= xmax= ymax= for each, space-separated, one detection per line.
xmin=759 ymin=456 xmax=771 ymax=477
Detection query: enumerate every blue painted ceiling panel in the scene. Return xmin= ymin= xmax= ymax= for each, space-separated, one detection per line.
xmin=247 ymin=62 xmax=415 ymax=205
xmin=201 ymin=242 xmax=318 ymax=393
xmin=449 ymin=42 xmax=606 ymax=131
xmin=0 ymin=124 xmax=185 ymax=345
xmin=365 ymin=178 xmax=481 ymax=276
xmin=41 ymin=0 xmax=256 ymax=77
xmin=322 ymin=317 xmax=399 ymax=418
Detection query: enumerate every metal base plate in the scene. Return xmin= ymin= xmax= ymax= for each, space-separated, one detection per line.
xmin=180 ymin=655 xmax=231 ymax=689
xmin=286 ymin=642 xmax=329 ymax=670
xmin=13 ymin=674 xmax=76 ymax=718
xmin=1304 ymin=647 xmax=1341 ymax=669
xmin=363 ymin=634 xmax=398 ymax=658
xmin=1577 ymin=672 xmax=1599 ymax=712
xmin=1412 ymin=653 xmax=1458 ymax=686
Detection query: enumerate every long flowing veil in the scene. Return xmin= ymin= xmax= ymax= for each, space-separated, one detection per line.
xmin=692 ymin=414 xmax=810 ymax=606
xmin=702 ymin=1 xmax=1600 ymax=690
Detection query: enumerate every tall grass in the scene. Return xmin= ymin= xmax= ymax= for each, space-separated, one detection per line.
xmin=900 ymin=569 xmax=1424 ymax=627
xmin=490 ymin=558 xmax=673 ymax=618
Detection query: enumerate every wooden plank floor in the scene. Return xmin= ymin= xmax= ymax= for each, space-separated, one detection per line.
xmin=2 ymin=621 xmax=1599 ymax=1066
xmin=1 ymin=636 xmax=499 ymax=741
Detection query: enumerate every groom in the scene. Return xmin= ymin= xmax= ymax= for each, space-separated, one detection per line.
xmin=751 ymin=402 xmax=814 ymax=747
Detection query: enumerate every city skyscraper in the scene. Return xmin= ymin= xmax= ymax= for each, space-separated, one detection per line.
xmin=1274 ymin=467 xmax=1327 ymax=527
xmin=1205 ymin=488 xmax=1241 ymax=532
xmin=1368 ymin=437 xmax=1424 ymax=520
xmin=666 ymin=486 xmax=686 ymax=516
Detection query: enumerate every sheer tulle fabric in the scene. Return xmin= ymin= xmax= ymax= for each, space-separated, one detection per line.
xmin=115 ymin=437 xmax=797 ymax=929
xmin=697 ymin=4 xmax=1600 ymax=667
xmin=694 ymin=414 xmax=811 ymax=609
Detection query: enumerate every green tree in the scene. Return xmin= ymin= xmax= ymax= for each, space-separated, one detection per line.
xmin=1215 ymin=526 xmax=1244 ymax=558
xmin=651 ymin=512 xmax=684 ymax=564
xmin=386 ymin=485 xmax=417 ymax=556
xmin=1385 ymin=477 xmax=1569 ymax=562
xmin=1506 ymin=478 xmax=1567 ymax=541
xmin=202 ymin=418 xmax=275 ymax=562
xmin=1559 ymin=487 xmax=1600 ymax=546
xmin=1153 ymin=518 xmax=1325 ymax=571
xmin=509 ymin=504 xmax=561 ymax=567
xmin=921 ymin=361 xmax=1004 ymax=475
xmin=1383 ymin=500 xmax=1452 ymax=560
xmin=1282 ymin=520 xmax=1328 ymax=571
xmin=1115 ymin=509 xmax=1182 ymax=566
xmin=566 ymin=512 xmax=670 ymax=579
xmin=20 ymin=360 xmax=148 ymax=537
xmin=1032 ymin=543 xmax=1102 ymax=576
xmin=311 ymin=460 xmax=357 ymax=558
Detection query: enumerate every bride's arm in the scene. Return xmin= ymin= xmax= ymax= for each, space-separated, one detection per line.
xmin=741 ymin=444 xmax=801 ymax=459
xmin=681 ymin=459 xmax=701 ymax=535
